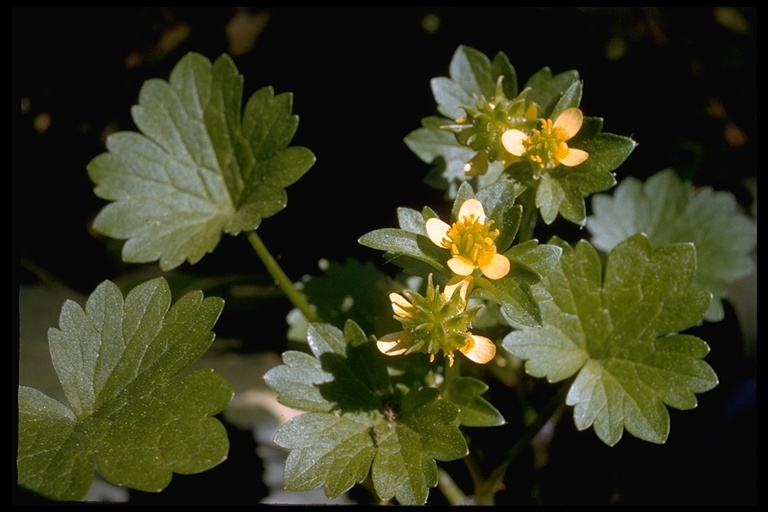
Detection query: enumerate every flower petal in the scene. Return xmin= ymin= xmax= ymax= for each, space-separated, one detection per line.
xmin=458 ymin=198 xmax=486 ymax=223
xmin=426 ymin=217 xmax=451 ymax=248
xmin=443 ymin=275 xmax=474 ymax=303
xmin=501 ymin=129 xmax=528 ymax=156
xmin=460 ymin=335 xmax=496 ymax=364
xmin=480 ymin=253 xmax=510 ymax=280
xmin=560 ymin=147 xmax=589 ymax=167
xmin=377 ymin=331 xmax=412 ymax=356
xmin=553 ymin=107 xmax=583 ymax=139
xmin=447 ymin=256 xmax=475 ymax=276
xmin=389 ymin=292 xmax=412 ymax=318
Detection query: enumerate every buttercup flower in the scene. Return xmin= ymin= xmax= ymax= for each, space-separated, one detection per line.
xmin=376 ymin=274 xmax=496 ymax=366
xmin=501 ymin=107 xmax=589 ymax=177
xmin=426 ymin=198 xmax=510 ymax=280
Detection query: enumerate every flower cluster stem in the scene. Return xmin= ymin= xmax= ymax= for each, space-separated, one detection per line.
xmin=246 ymin=230 xmax=319 ymax=323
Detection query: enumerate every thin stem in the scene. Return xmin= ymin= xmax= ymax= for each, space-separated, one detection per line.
xmin=471 ymin=381 xmax=570 ymax=505
xmin=516 ymin=187 xmax=539 ymax=244
xmin=246 ymin=230 xmax=319 ymax=323
xmin=437 ymin=466 xmax=468 ymax=505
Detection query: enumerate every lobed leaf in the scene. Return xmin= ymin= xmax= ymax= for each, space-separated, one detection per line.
xmin=502 ymin=234 xmax=718 ymax=446
xmin=587 ymin=168 xmax=757 ymax=321
xmin=18 ymin=278 xmax=232 ymax=501
xmin=266 ymin=321 xmax=469 ymax=505
xmin=88 ymin=52 xmax=315 ymax=270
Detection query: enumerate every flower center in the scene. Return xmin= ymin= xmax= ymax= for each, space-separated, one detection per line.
xmin=522 ymin=119 xmax=571 ymax=169
xmin=445 ymin=214 xmax=501 ymax=270
xmin=397 ymin=279 xmax=478 ymax=362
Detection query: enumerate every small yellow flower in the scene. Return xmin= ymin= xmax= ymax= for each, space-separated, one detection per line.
xmin=376 ymin=275 xmax=496 ymax=366
xmin=501 ymin=107 xmax=589 ymax=176
xmin=426 ymin=198 xmax=510 ymax=280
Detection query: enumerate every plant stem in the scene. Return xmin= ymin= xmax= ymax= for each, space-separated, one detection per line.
xmin=246 ymin=230 xmax=319 ymax=323
xmin=471 ymin=381 xmax=570 ymax=505
xmin=437 ymin=467 xmax=468 ymax=505
xmin=516 ymin=187 xmax=538 ymax=244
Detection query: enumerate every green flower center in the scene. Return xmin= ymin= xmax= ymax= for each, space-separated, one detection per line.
xmin=396 ymin=279 xmax=478 ymax=361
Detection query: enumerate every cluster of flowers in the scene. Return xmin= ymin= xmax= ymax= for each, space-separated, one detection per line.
xmin=376 ymin=198 xmax=507 ymax=367
xmin=377 ymin=108 xmax=590 ymax=366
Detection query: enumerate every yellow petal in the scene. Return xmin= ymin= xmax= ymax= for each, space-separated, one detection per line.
xmin=458 ymin=198 xmax=485 ymax=223
xmin=553 ymin=107 xmax=583 ymax=139
xmin=560 ymin=147 xmax=589 ymax=167
xmin=377 ymin=331 xmax=411 ymax=356
xmin=501 ymin=129 xmax=528 ymax=156
xmin=443 ymin=275 xmax=473 ymax=303
xmin=447 ymin=256 xmax=475 ymax=276
xmin=426 ymin=217 xmax=451 ymax=248
xmin=389 ymin=292 xmax=412 ymax=318
xmin=481 ymin=253 xmax=510 ymax=280
xmin=460 ymin=335 xmax=496 ymax=364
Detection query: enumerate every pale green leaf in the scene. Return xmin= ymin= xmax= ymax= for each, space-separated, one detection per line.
xmin=431 ymin=45 xmax=497 ymax=119
xmin=588 ymin=168 xmax=757 ymax=321
xmin=404 ymin=116 xmax=479 ymax=191
xmin=275 ymin=412 xmax=378 ymax=498
xmin=88 ymin=52 xmax=315 ymax=271
xmin=502 ymin=234 xmax=718 ymax=446
xmin=357 ymin=228 xmax=449 ymax=273
xmin=17 ymin=278 xmax=232 ymax=501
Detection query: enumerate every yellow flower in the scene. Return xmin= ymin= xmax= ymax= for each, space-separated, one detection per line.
xmin=376 ymin=275 xmax=496 ymax=366
xmin=501 ymin=107 xmax=589 ymax=176
xmin=426 ymin=198 xmax=510 ymax=280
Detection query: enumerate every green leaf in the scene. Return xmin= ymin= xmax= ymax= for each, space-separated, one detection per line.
xmin=551 ymin=80 xmax=583 ymax=119
xmin=502 ymin=234 xmax=718 ymax=446
xmin=480 ymin=240 xmax=562 ymax=328
xmin=273 ymin=412 xmax=378 ymax=498
xmin=18 ymin=278 xmax=232 ymax=501
xmin=404 ymin=115 xmax=481 ymax=193
xmin=475 ymin=180 xmax=525 ymax=252
xmin=441 ymin=367 xmax=505 ymax=427
xmin=491 ymin=51 xmax=518 ymax=99
xmin=587 ymin=168 xmax=757 ymax=321
xmin=522 ymin=67 xmax=580 ymax=118
xmin=358 ymin=228 xmax=449 ymax=273
xmin=87 ymin=52 xmax=315 ymax=271
xmin=372 ymin=387 xmax=467 ymax=505
xmin=431 ymin=45 xmax=498 ymax=119
xmin=265 ymin=321 xmax=468 ymax=505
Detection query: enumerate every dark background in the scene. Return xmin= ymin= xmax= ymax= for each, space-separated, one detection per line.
xmin=13 ymin=7 xmax=755 ymax=505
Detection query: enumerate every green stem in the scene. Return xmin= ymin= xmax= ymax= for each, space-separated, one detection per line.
xmin=246 ymin=230 xmax=319 ymax=323
xmin=516 ymin=187 xmax=539 ymax=243
xmin=437 ymin=467 xmax=468 ymax=505
xmin=471 ymin=381 xmax=570 ymax=505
